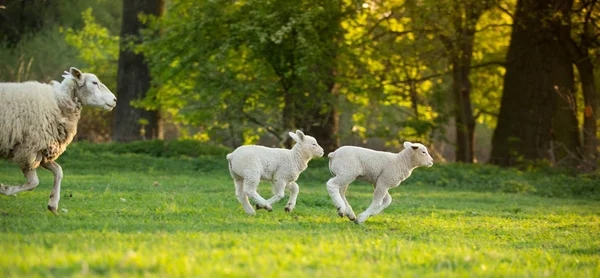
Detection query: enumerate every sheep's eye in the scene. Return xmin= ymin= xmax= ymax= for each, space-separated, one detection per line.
xmin=92 ymin=81 xmax=98 ymax=85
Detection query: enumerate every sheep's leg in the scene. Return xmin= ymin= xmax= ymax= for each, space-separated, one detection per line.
xmin=372 ymin=191 xmax=392 ymax=215
xmin=356 ymin=186 xmax=388 ymax=224
xmin=41 ymin=161 xmax=63 ymax=214
xmin=284 ymin=182 xmax=299 ymax=212
xmin=0 ymin=169 xmax=39 ymax=196
xmin=234 ymin=178 xmax=255 ymax=215
xmin=326 ymin=176 xmax=354 ymax=218
xmin=266 ymin=179 xmax=286 ymax=205
xmin=243 ymin=176 xmax=272 ymax=212
xmin=339 ymin=184 xmax=356 ymax=221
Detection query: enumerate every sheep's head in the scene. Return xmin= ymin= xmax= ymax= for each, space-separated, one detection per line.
xmin=64 ymin=67 xmax=117 ymax=111
xmin=404 ymin=141 xmax=433 ymax=167
xmin=289 ymin=130 xmax=324 ymax=158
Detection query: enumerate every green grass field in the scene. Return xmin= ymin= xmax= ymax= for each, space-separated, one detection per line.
xmin=1 ymin=143 xmax=599 ymax=277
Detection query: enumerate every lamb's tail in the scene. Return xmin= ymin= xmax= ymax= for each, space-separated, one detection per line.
xmin=226 ymin=153 xmax=233 ymax=173
xmin=328 ymin=151 xmax=335 ymax=176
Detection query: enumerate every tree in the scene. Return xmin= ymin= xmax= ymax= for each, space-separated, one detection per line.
xmin=558 ymin=0 xmax=599 ymax=171
xmin=141 ymin=0 xmax=350 ymax=152
xmin=491 ymin=0 xmax=579 ymax=166
xmin=112 ymin=0 xmax=164 ymax=142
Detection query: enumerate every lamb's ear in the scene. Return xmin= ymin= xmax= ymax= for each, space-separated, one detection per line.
xmin=403 ymin=141 xmax=413 ymax=150
xmin=69 ymin=67 xmax=82 ymax=80
xmin=289 ymin=131 xmax=300 ymax=142
xmin=295 ymin=130 xmax=305 ymax=142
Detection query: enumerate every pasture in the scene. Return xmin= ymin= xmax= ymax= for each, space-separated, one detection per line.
xmin=1 ymin=142 xmax=599 ymax=277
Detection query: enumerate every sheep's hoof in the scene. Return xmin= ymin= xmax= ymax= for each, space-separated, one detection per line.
xmin=284 ymin=207 xmax=291 ymax=213
xmin=47 ymin=205 xmax=58 ymax=215
xmin=337 ymin=208 xmax=345 ymax=218
xmin=255 ymin=204 xmax=262 ymax=210
xmin=348 ymin=215 xmax=356 ymax=221
xmin=266 ymin=207 xmax=273 ymax=212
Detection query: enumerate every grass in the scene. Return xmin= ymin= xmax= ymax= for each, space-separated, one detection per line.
xmin=1 ymin=143 xmax=599 ymax=277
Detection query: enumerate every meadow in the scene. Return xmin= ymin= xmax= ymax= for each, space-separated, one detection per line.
xmin=0 ymin=141 xmax=599 ymax=277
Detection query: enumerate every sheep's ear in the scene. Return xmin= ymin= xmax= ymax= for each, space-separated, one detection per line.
xmin=411 ymin=146 xmax=419 ymax=150
xmin=295 ymin=130 xmax=305 ymax=141
xmin=289 ymin=131 xmax=300 ymax=142
xmin=69 ymin=67 xmax=82 ymax=80
xmin=403 ymin=141 xmax=413 ymax=150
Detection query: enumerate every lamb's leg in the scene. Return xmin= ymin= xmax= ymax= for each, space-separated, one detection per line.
xmin=356 ymin=186 xmax=388 ymax=224
xmin=234 ymin=178 xmax=255 ymax=215
xmin=41 ymin=161 xmax=63 ymax=214
xmin=326 ymin=176 xmax=346 ymax=217
xmin=266 ymin=179 xmax=286 ymax=205
xmin=0 ymin=169 xmax=39 ymax=196
xmin=339 ymin=184 xmax=356 ymax=221
xmin=327 ymin=175 xmax=356 ymax=218
xmin=372 ymin=191 xmax=392 ymax=215
xmin=243 ymin=176 xmax=272 ymax=212
xmin=284 ymin=182 xmax=299 ymax=212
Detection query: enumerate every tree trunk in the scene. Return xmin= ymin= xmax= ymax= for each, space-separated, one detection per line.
xmin=451 ymin=46 xmax=476 ymax=163
xmin=491 ymin=0 xmax=577 ymax=166
xmin=579 ymin=60 xmax=598 ymax=170
xmin=443 ymin=3 xmax=483 ymax=163
xmin=301 ymin=82 xmax=340 ymax=154
xmin=112 ymin=0 xmax=164 ymax=142
xmin=557 ymin=11 xmax=598 ymax=170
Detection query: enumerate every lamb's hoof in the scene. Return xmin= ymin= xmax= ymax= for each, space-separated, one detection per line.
xmin=337 ymin=208 xmax=345 ymax=218
xmin=47 ymin=205 xmax=58 ymax=215
xmin=348 ymin=215 xmax=356 ymax=221
xmin=255 ymin=204 xmax=262 ymax=210
xmin=266 ymin=207 xmax=273 ymax=212
xmin=284 ymin=207 xmax=291 ymax=213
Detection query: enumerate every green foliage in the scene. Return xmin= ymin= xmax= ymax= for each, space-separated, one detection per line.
xmin=0 ymin=149 xmax=599 ymax=276
xmin=63 ymin=8 xmax=120 ymax=91
xmin=65 ymin=140 xmax=232 ymax=158
xmin=0 ymin=0 xmax=121 ymax=82
xmin=141 ymin=0 xmax=351 ymax=142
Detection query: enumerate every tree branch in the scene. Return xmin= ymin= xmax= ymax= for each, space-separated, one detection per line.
xmin=242 ymin=112 xmax=283 ymax=141
xmin=391 ymin=60 xmax=506 ymax=85
xmin=476 ymin=23 xmax=513 ymax=32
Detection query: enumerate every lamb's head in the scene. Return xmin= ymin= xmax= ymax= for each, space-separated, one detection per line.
xmin=64 ymin=67 xmax=117 ymax=111
xmin=289 ymin=130 xmax=324 ymax=158
xmin=404 ymin=141 xmax=433 ymax=168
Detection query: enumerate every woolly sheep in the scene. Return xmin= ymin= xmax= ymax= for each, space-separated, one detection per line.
xmin=326 ymin=142 xmax=433 ymax=223
xmin=227 ymin=130 xmax=324 ymax=215
xmin=0 ymin=67 xmax=117 ymax=213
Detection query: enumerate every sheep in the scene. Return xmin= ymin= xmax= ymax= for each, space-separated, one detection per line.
xmin=226 ymin=130 xmax=324 ymax=215
xmin=0 ymin=67 xmax=117 ymax=213
xmin=326 ymin=142 xmax=433 ymax=224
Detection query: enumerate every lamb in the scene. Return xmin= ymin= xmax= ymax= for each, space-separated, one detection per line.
xmin=326 ymin=142 xmax=433 ymax=224
xmin=226 ymin=130 xmax=324 ymax=215
xmin=0 ymin=67 xmax=117 ymax=213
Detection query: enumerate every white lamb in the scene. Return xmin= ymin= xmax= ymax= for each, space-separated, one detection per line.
xmin=0 ymin=67 xmax=117 ymax=213
xmin=327 ymin=142 xmax=433 ymax=223
xmin=226 ymin=130 xmax=324 ymax=214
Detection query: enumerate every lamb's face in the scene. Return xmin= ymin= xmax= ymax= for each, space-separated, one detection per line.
xmin=68 ymin=68 xmax=117 ymax=111
xmin=289 ymin=130 xmax=324 ymax=158
xmin=404 ymin=142 xmax=433 ymax=167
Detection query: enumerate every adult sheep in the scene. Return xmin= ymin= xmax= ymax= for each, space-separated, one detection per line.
xmin=327 ymin=142 xmax=433 ymax=224
xmin=0 ymin=67 xmax=117 ymax=213
xmin=227 ymin=130 xmax=324 ymax=215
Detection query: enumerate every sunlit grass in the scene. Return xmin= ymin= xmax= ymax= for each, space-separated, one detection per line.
xmin=1 ymin=150 xmax=599 ymax=277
